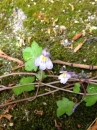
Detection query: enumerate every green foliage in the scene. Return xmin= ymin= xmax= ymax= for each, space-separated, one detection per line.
xmin=23 ymin=41 xmax=42 ymax=71
xmin=36 ymin=70 xmax=47 ymax=80
xmin=56 ymin=97 xmax=75 ymax=117
xmin=84 ymin=84 xmax=97 ymax=106
xmin=73 ymin=83 xmax=80 ymax=94
xmin=13 ymin=76 xmax=35 ymax=95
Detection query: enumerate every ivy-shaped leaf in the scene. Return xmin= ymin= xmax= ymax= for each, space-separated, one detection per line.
xmin=56 ymin=97 xmax=75 ymax=117
xmin=25 ymin=58 xmax=37 ymax=71
xmin=84 ymin=84 xmax=97 ymax=106
xmin=36 ymin=70 xmax=47 ymax=80
xmin=23 ymin=41 xmax=42 ymax=71
xmin=73 ymin=83 xmax=80 ymax=94
xmin=13 ymin=76 xmax=35 ymax=96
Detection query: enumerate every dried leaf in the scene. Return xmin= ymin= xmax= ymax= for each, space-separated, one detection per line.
xmin=33 ymin=12 xmax=49 ymax=22
xmin=74 ymin=41 xmax=85 ymax=52
xmin=34 ymin=110 xmax=43 ymax=116
xmin=91 ymin=120 xmax=97 ymax=130
xmin=47 ymin=28 xmax=51 ymax=34
xmin=8 ymin=84 xmax=15 ymax=87
xmin=52 ymin=18 xmax=58 ymax=27
xmin=5 ymin=95 xmax=15 ymax=103
xmin=59 ymin=25 xmax=66 ymax=34
xmin=43 ymin=17 xmax=49 ymax=22
xmin=37 ymin=12 xmax=44 ymax=20
xmin=72 ymin=33 xmax=82 ymax=41
xmin=54 ymin=119 xmax=62 ymax=128
xmin=3 ymin=104 xmax=16 ymax=114
xmin=0 ymin=114 xmax=12 ymax=121
xmin=82 ymin=30 xmax=86 ymax=36
xmin=53 ymin=28 xmax=57 ymax=36
xmin=0 ymin=127 xmax=4 ymax=130
xmin=69 ymin=3 xmax=74 ymax=11
xmin=28 ymin=37 xmax=31 ymax=44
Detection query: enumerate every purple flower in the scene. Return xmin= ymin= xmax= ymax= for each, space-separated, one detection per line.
xmin=72 ymin=103 xmax=79 ymax=113
xmin=58 ymin=71 xmax=76 ymax=84
xmin=35 ymin=49 xmax=53 ymax=70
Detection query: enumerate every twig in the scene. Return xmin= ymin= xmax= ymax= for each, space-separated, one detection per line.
xmin=0 ymin=82 xmax=97 ymax=108
xmin=53 ymin=60 xmax=97 ymax=70
xmin=41 ymin=82 xmax=97 ymax=96
xmin=12 ymin=64 xmax=25 ymax=71
xmin=0 ymin=72 xmax=36 ymax=79
xmin=0 ymin=50 xmax=24 ymax=65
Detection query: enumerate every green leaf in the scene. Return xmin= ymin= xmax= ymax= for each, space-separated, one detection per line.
xmin=84 ymin=84 xmax=97 ymax=106
xmin=20 ymin=77 xmax=35 ymax=84
xmin=23 ymin=41 xmax=42 ymax=71
xmin=25 ymin=59 xmax=37 ymax=71
xmin=73 ymin=83 xmax=80 ymax=94
xmin=56 ymin=97 xmax=74 ymax=117
xmin=36 ymin=70 xmax=47 ymax=80
xmin=13 ymin=77 xmax=35 ymax=96
xmin=31 ymin=41 xmax=42 ymax=56
xmin=84 ymin=95 xmax=97 ymax=106
xmin=23 ymin=47 xmax=33 ymax=61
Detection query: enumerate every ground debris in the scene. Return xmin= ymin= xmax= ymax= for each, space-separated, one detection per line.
xmin=87 ymin=118 xmax=97 ymax=130
xmin=69 ymin=3 xmax=74 ymax=11
xmin=0 ymin=114 xmax=12 ymax=121
xmin=73 ymin=40 xmax=85 ymax=52
xmin=72 ymin=33 xmax=82 ymax=41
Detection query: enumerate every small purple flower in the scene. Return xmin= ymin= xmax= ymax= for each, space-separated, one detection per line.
xmin=58 ymin=71 xmax=76 ymax=84
xmin=35 ymin=49 xmax=53 ymax=70
xmin=42 ymin=49 xmax=50 ymax=57
xmin=72 ymin=103 xmax=79 ymax=113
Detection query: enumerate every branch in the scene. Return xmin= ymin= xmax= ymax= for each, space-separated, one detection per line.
xmin=0 ymin=50 xmax=24 ymax=65
xmin=53 ymin=60 xmax=97 ymax=70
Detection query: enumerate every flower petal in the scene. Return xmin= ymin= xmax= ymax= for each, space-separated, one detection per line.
xmin=42 ymin=49 xmax=50 ymax=57
xmin=39 ymin=62 xmax=46 ymax=70
xmin=60 ymin=77 xmax=68 ymax=84
xmin=58 ymin=74 xmax=63 ymax=80
xmin=66 ymin=73 xmax=71 ymax=78
xmin=46 ymin=58 xmax=53 ymax=69
xmin=35 ymin=56 xmax=41 ymax=66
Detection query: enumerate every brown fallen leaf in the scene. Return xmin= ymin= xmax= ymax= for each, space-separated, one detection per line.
xmin=27 ymin=37 xmax=31 ymax=44
xmin=5 ymin=95 xmax=15 ymax=103
xmin=33 ymin=12 xmax=49 ymax=22
xmin=74 ymin=41 xmax=85 ymax=52
xmin=47 ymin=28 xmax=51 ymax=34
xmin=91 ymin=120 xmax=97 ymax=130
xmin=34 ymin=110 xmax=43 ymax=116
xmin=87 ymin=118 xmax=97 ymax=130
xmin=69 ymin=3 xmax=74 ymax=11
xmin=8 ymin=83 xmax=15 ymax=87
xmin=52 ymin=18 xmax=58 ymax=27
xmin=72 ymin=33 xmax=82 ymax=41
xmin=54 ymin=119 xmax=62 ymax=129
xmin=82 ymin=30 xmax=86 ymax=36
xmin=43 ymin=17 xmax=49 ymax=22
xmin=59 ymin=25 xmax=66 ymax=34
xmin=3 ymin=104 xmax=16 ymax=114
xmin=0 ymin=127 xmax=4 ymax=130
xmin=0 ymin=114 xmax=12 ymax=121
xmin=53 ymin=28 xmax=57 ymax=36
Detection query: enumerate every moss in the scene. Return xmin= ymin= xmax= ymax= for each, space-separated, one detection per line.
xmin=0 ymin=0 xmax=97 ymax=129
